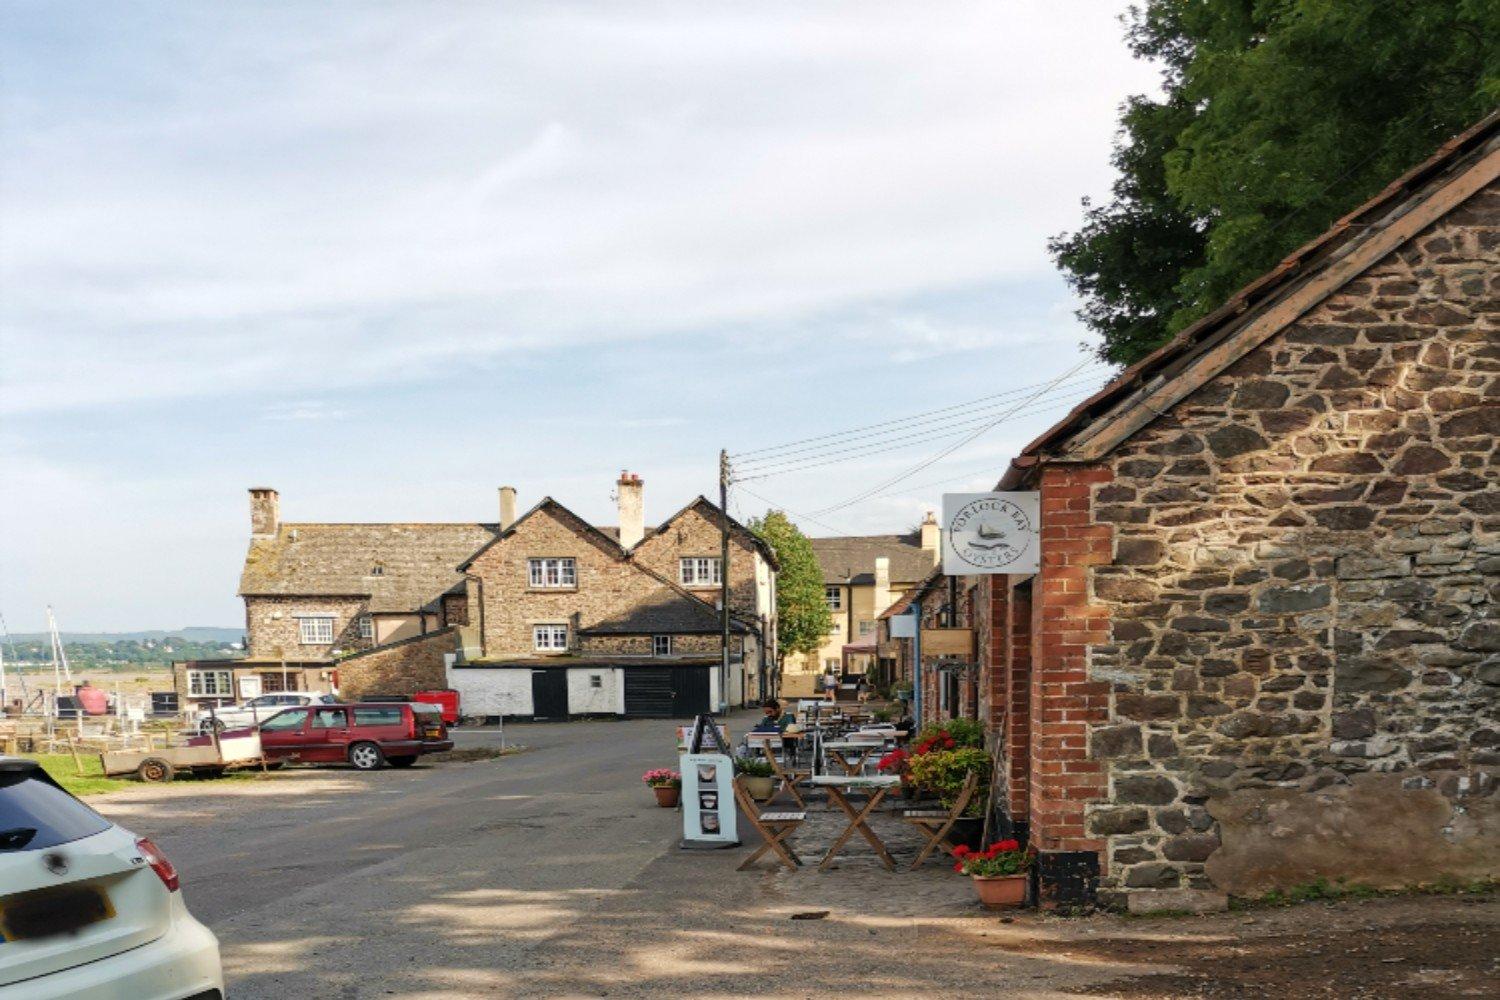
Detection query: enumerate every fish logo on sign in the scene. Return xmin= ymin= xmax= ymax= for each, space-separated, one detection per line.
xmin=943 ymin=492 xmax=1040 ymax=575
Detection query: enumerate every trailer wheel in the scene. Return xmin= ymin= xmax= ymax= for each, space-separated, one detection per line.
xmin=137 ymin=757 xmax=176 ymax=783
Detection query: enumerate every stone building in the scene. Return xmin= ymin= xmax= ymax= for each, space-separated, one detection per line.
xmin=183 ymin=473 xmax=777 ymax=717
xmin=781 ymin=518 xmax=943 ymax=696
xmin=971 ymin=113 xmax=1499 ymax=909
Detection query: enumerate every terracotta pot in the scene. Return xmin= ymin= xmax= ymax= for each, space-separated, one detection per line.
xmin=971 ymin=873 xmax=1027 ymax=909
xmin=652 ymin=785 xmax=680 ymax=808
xmin=743 ymin=776 xmax=775 ymax=802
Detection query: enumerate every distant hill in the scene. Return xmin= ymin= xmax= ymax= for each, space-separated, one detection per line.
xmin=3 ymin=627 xmax=244 ymax=644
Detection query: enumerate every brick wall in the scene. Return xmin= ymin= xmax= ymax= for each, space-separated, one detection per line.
xmin=1029 ymin=465 xmax=1114 ymax=862
xmin=338 ymin=629 xmax=457 ymax=699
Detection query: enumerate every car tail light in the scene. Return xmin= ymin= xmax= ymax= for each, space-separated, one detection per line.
xmin=136 ymin=838 xmax=180 ymax=892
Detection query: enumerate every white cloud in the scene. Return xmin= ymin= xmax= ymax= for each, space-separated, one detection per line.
xmin=0 ymin=1 xmax=1153 ymax=415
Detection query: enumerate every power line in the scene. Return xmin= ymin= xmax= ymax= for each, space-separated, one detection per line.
xmin=734 ymin=388 xmax=1099 ymax=482
xmin=731 ymin=372 xmax=1108 ymax=471
xmin=730 ymin=365 xmax=1109 ymax=462
xmin=732 ymin=482 xmax=857 ymax=537
xmin=808 ymin=358 xmax=1096 ymax=516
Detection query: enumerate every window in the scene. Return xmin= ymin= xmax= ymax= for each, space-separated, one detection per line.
xmin=824 ymin=659 xmax=840 ymax=671
xmin=589 ymin=674 xmax=603 ymax=689
xmin=357 ymin=615 xmax=373 ymax=640
xmin=370 ymin=563 xmax=384 ymax=577
xmin=259 ymin=709 xmax=309 ymax=732
xmin=310 ymin=708 xmax=348 ymax=729
xmin=187 ymin=670 xmax=233 ymax=697
xmin=679 ymin=557 xmax=721 ymax=587
xmin=652 ymin=635 xmax=673 ymax=657
xmin=858 ymin=620 xmax=875 ymax=637
xmin=825 ymin=586 xmax=843 ymax=610
xmin=528 ymin=558 xmax=577 ymax=589
xmin=0 ymin=768 xmax=111 ymax=854
xmin=533 ymin=624 xmax=568 ymax=651
xmin=297 ymin=616 xmax=335 ymax=645
xmin=353 ymin=707 xmax=403 ymax=727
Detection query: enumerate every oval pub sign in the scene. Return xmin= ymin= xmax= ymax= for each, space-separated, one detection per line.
xmin=941 ymin=492 xmax=1041 ymax=575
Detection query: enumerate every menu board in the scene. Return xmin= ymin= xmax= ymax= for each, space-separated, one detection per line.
xmin=680 ymin=713 xmax=737 ymax=847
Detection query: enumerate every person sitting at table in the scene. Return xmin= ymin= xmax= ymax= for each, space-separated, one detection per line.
xmin=891 ymin=702 xmax=915 ymax=740
xmin=751 ymin=699 xmax=785 ymax=733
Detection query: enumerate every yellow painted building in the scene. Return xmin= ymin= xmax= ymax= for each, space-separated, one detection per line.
xmin=781 ymin=514 xmax=941 ymax=697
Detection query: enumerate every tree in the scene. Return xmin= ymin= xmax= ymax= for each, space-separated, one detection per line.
xmin=748 ymin=510 xmax=832 ymax=696
xmin=1051 ymin=0 xmax=1500 ymax=365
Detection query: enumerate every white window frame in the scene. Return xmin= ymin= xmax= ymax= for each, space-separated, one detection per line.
xmin=357 ymin=615 xmax=373 ymax=640
xmin=858 ymin=619 xmax=875 ymax=637
xmin=679 ymin=557 xmax=722 ymax=587
xmin=187 ymin=669 xmax=233 ymax=697
xmin=297 ymin=615 xmax=336 ymax=645
xmin=528 ymin=558 xmax=577 ymax=589
xmin=533 ymin=623 xmax=568 ymax=651
xmin=825 ymin=586 xmax=843 ymax=610
xmin=652 ymin=635 xmax=673 ymax=657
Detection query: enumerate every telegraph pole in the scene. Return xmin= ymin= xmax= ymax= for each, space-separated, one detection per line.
xmin=718 ymin=449 xmax=732 ymax=714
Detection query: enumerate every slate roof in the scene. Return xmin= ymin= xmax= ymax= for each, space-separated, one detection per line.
xmin=810 ymin=534 xmax=939 ymax=585
xmin=239 ymin=522 xmax=496 ymax=612
xmin=999 ymin=108 xmax=1500 ymax=485
xmin=579 ymin=583 xmax=751 ymax=635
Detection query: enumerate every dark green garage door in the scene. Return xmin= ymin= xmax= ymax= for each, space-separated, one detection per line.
xmin=623 ymin=667 xmax=711 ymax=718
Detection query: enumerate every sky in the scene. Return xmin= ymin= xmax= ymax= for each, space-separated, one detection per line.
xmin=0 ymin=1 xmax=1158 ymax=632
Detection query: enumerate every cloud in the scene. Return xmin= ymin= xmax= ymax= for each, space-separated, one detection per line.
xmin=0 ymin=1 xmax=1154 ymax=415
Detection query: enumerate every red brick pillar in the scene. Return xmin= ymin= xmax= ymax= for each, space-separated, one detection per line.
xmin=1028 ymin=465 xmax=1113 ymax=909
xmin=1005 ymin=579 xmax=1032 ymax=824
xmin=978 ymin=577 xmax=1007 ymax=741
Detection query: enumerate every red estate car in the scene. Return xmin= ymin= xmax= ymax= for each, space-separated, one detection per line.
xmin=189 ymin=702 xmax=453 ymax=770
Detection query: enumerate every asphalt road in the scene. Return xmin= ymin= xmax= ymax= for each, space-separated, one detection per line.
xmin=95 ymin=714 xmax=708 ymax=997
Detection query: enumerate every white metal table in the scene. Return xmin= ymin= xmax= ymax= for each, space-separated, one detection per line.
xmin=807 ymin=774 xmax=901 ymax=871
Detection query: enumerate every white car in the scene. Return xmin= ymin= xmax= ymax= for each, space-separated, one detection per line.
xmin=0 ymin=758 xmax=223 ymax=999
xmin=196 ymin=691 xmax=335 ymax=733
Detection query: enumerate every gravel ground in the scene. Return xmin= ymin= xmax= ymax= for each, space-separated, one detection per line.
xmin=88 ymin=715 xmax=1498 ymax=998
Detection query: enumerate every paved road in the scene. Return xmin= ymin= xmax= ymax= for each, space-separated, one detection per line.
xmin=95 ymin=715 xmax=709 ymax=997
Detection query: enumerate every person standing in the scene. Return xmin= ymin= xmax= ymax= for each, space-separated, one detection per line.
xmin=822 ymin=669 xmax=838 ymax=702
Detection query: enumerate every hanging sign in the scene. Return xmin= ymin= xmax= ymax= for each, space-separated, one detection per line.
xmin=681 ymin=714 xmax=738 ymax=848
xmin=942 ymin=492 xmax=1041 ymax=575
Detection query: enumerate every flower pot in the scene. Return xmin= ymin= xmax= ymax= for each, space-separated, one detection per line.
xmin=652 ymin=785 xmax=680 ymax=808
xmin=743 ymin=776 xmax=775 ymax=802
xmin=971 ymin=874 xmax=1027 ymax=909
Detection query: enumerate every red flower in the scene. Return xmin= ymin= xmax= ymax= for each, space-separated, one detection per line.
xmin=992 ymin=839 xmax=1020 ymax=853
xmin=953 ymin=861 xmax=965 ymax=873
xmin=951 ymin=845 xmax=971 ymax=858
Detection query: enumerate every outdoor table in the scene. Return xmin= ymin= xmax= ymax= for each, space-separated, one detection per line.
xmin=807 ymin=774 xmax=901 ymax=871
xmin=822 ymin=739 xmax=889 ymax=776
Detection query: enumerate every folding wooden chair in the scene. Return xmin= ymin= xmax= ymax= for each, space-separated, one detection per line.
xmin=732 ymin=776 xmax=805 ymax=871
xmin=745 ymin=733 xmax=809 ymax=808
xmin=901 ymin=771 xmax=981 ymax=870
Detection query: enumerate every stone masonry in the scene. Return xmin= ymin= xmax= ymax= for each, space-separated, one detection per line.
xmin=1079 ymin=181 xmax=1499 ymax=900
xmin=338 ymin=629 xmax=455 ymax=700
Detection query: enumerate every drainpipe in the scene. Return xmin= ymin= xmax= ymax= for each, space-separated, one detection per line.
xmin=910 ymin=607 xmax=922 ymax=727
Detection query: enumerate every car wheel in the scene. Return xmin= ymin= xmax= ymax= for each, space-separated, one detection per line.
xmin=137 ymin=757 xmax=176 ymax=783
xmin=387 ymin=755 xmax=417 ymax=768
xmin=348 ymin=742 xmax=385 ymax=771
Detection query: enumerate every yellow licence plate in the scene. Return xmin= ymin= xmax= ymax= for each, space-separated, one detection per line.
xmin=0 ymin=885 xmax=115 ymax=941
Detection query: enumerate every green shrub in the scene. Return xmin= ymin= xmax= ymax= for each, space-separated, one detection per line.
xmin=907 ymin=747 xmax=991 ymax=815
xmin=916 ymin=718 xmax=985 ymax=749
xmin=734 ymin=757 xmax=775 ymax=778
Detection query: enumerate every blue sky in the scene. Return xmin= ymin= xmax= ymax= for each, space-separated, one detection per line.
xmin=0 ymin=2 xmax=1156 ymax=631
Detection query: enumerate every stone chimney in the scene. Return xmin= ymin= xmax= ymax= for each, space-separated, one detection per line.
xmin=873 ymin=556 xmax=891 ymax=617
xmin=250 ymin=488 xmax=279 ymax=537
xmin=498 ymin=486 xmax=518 ymax=530
xmin=616 ymin=471 xmax=645 ymax=549
xmin=920 ymin=510 xmax=941 ymax=564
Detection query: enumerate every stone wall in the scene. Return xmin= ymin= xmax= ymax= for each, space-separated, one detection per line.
xmin=1079 ymin=181 xmax=1499 ymax=901
xmin=338 ymin=629 xmax=457 ymax=699
xmin=575 ymin=632 xmax=736 ymax=657
xmin=243 ymin=595 xmax=372 ymax=661
xmin=631 ymin=502 xmax=762 ymax=616
xmin=467 ymin=506 xmax=660 ymax=657
xmin=442 ymin=593 xmax=468 ymax=627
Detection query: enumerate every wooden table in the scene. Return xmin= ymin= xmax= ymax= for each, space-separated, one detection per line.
xmin=822 ymin=739 xmax=888 ymax=776
xmin=808 ymin=775 xmax=901 ymax=870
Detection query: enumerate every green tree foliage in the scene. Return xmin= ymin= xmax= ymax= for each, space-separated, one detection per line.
xmin=748 ymin=510 xmax=832 ymax=674
xmin=1051 ymin=0 xmax=1500 ymax=365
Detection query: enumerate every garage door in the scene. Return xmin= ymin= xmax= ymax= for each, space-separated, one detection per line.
xmin=623 ymin=667 xmax=711 ymax=718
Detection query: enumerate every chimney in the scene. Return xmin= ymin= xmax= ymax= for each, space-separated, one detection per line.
xmin=249 ymin=488 xmax=279 ymax=537
xmin=616 ymin=471 xmax=645 ymax=549
xmin=498 ymin=486 xmax=518 ymax=530
xmin=920 ymin=510 xmax=941 ymax=564
xmin=873 ymin=556 xmax=891 ymax=617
